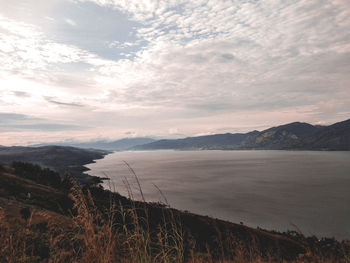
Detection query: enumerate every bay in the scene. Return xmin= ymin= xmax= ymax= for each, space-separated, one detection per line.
xmin=85 ymin=150 xmax=350 ymax=240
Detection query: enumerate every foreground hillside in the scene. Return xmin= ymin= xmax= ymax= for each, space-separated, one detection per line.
xmin=135 ymin=119 xmax=350 ymax=151
xmin=0 ymin=163 xmax=349 ymax=262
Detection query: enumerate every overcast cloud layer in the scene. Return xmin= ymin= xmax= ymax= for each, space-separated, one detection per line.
xmin=0 ymin=0 xmax=349 ymax=145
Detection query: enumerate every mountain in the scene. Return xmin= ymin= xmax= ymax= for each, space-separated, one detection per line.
xmin=0 ymin=145 xmax=109 ymax=184
xmin=73 ymin=137 xmax=156 ymax=150
xmin=135 ymin=131 xmax=259 ymax=150
xmin=32 ymin=137 xmax=155 ymax=151
xmin=240 ymin=122 xmax=323 ymax=149
xmin=300 ymin=119 xmax=350 ymax=150
xmin=134 ymin=119 xmax=350 ymax=151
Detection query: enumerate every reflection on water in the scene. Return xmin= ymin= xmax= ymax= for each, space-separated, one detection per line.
xmin=86 ymin=150 xmax=350 ymax=240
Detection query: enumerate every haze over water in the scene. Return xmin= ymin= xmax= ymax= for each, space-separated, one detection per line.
xmin=86 ymin=150 xmax=350 ymax=240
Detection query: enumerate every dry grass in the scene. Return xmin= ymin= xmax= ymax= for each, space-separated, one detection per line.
xmin=0 ymin=173 xmax=349 ymax=263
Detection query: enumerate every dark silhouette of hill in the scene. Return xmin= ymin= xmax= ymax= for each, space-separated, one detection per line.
xmin=300 ymin=119 xmax=350 ymax=150
xmin=0 ymin=146 xmax=109 ymax=184
xmin=33 ymin=137 xmax=156 ymax=151
xmin=134 ymin=119 xmax=349 ymax=151
xmin=135 ymin=131 xmax=259 ymax=150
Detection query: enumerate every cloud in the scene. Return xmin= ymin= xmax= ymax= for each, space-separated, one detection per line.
xmin=0 ymin=113 xmax=40 ymax=122
xmin=0 ymin=14 xmax=90 ymax=79
xmin=0 ymin=0 xmax=349 ymax=144
xmin=44 ymin=97 xmax=84 ymax=107
xmin=6 ymin=123 xmax=81 ymax=131
xmin=88 ymin=0 xmax=350 ymax=113
xmin=64 ymin=18 xmax=77 ymax=26
xmin=0 ymin=112 xmax=84 ymax=131
xmin=12 ymin=91 xmax=31 ymax=98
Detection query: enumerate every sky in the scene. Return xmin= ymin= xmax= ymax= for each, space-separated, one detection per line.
xmin=0 ymin=0 xmax=349 ymax=145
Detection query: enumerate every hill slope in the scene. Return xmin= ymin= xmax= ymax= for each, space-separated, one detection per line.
xmin=301 ymin=119 xmax=350 ymax=150
xmin=240 ymin=122 xmax=322 ymax=149
xmin=135 ymin=131 xmax=259 ymax=150
xmin=0 ymin=146 xmax=109 ymax=184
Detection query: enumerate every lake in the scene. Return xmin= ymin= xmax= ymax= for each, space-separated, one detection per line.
xmin=85 ymin=150 xmax=350 ymax=240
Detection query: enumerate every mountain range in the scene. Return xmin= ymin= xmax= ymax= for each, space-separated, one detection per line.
xmin=26 ymin=119 xmax=350 ymax=151
xmin=134 ymin=119 xmax=350 ymax=151
xmin=32 ymin=137 xmax=155 ymax=151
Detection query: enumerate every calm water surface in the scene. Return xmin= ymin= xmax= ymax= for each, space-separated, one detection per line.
xmin=85 ymin=150 xmax=350 ymax=240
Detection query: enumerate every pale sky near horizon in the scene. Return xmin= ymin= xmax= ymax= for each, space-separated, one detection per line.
xmin=0 ymin=0 xmax=349 ymax=145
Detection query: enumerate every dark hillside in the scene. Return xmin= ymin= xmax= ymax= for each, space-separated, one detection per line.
xmin=241 ymin=122 xmax=320 ymax=149
xmin=301 ymin=119 xmax=350 ymax=150
xmin=0 ymin=164 xmax=72 ymax=212
xmin=135 ymin=131 xmax=259 ymax=150
xmin=0 ymin=146 xmax=109 ymax=184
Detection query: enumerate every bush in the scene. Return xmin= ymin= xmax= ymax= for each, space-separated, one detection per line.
xmin=12 ymin=161 xmax=61 ymax=188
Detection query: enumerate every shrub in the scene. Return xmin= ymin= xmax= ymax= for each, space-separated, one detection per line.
xmin=12 ymin=161 xmax=61 ymax=188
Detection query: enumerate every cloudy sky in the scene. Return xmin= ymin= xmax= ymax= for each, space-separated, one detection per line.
xmin=0 ymin=0 xmax=349 ymax=145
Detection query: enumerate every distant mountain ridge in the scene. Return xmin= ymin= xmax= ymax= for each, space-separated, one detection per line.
xmin=32 ymin=137 xmax=156 ymax=151
xmin=134 ymin=131 xmax=259 ymax=150
xmin=300 ymin=119 xmax=350 ymax=150
xmin=134 ymin=119 xmax=350 ymax=151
